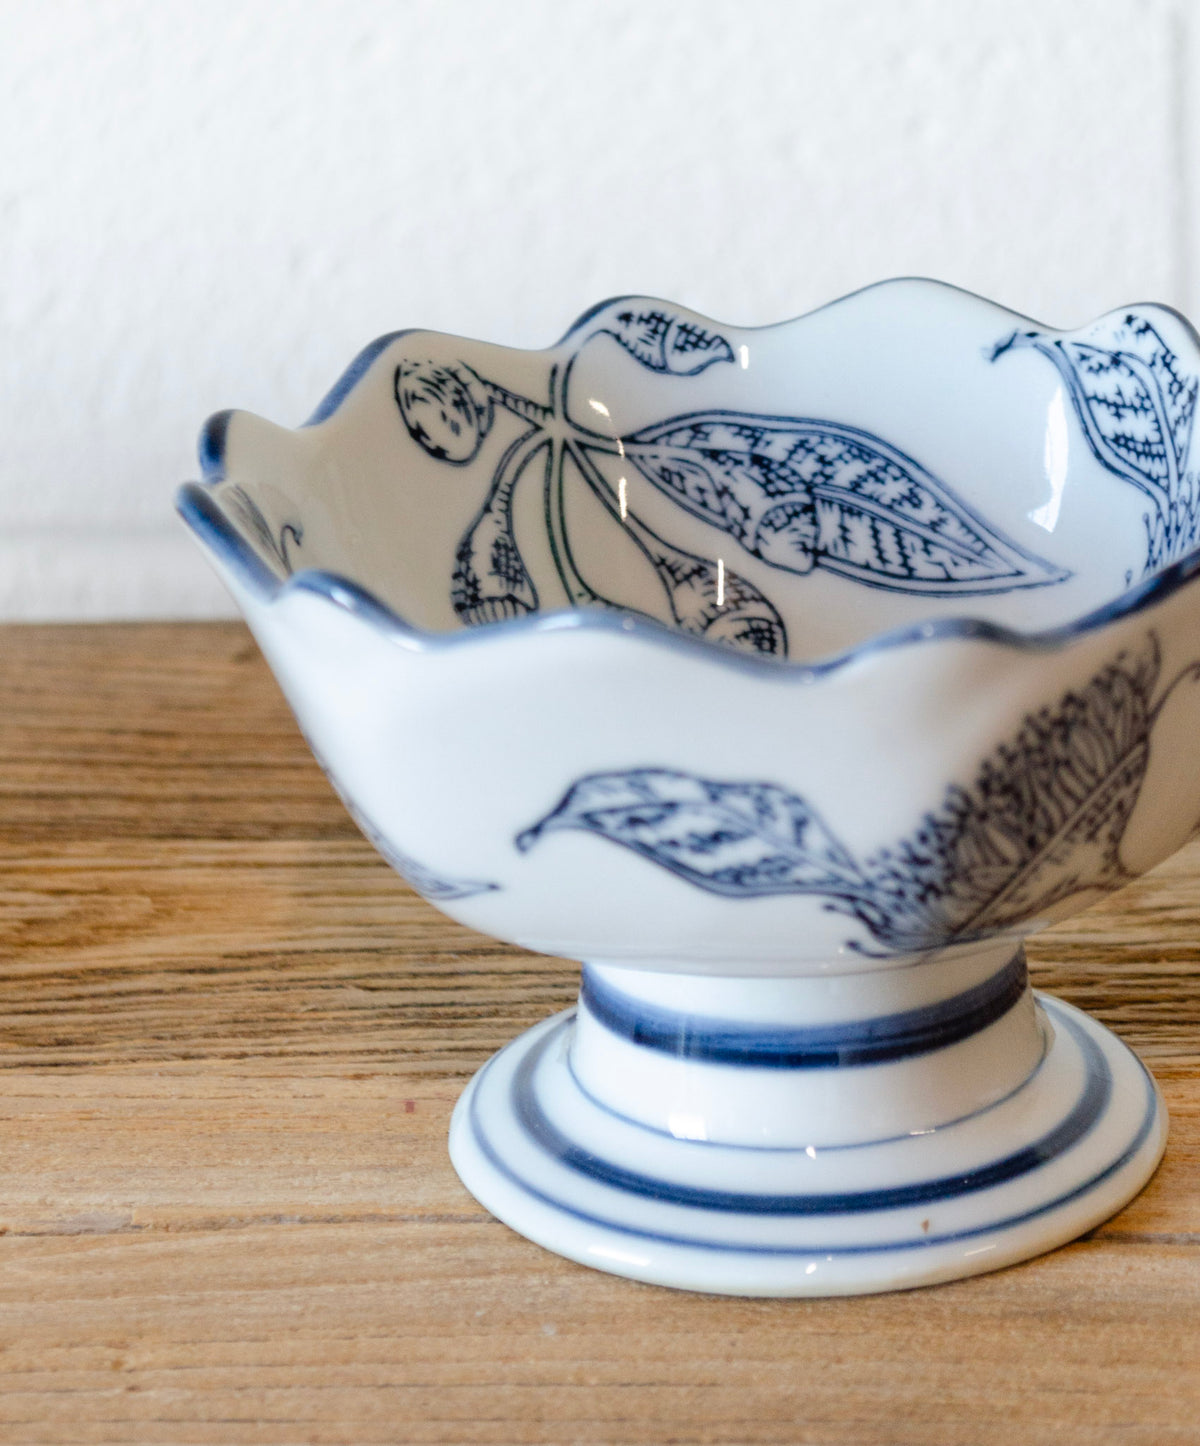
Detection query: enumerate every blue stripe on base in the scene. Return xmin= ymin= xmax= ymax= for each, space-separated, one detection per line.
xmin=464 ymin=998 xmax=1159 ymax=1255
xmin=512 ymin=1002 xmax=1105 ymax=1215
xmin=579 ymin=950 xmax=1028 ymax=1069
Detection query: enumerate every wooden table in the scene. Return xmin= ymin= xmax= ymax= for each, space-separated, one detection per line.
xmin=0 ymin=622 xmax=1198 ymax=1445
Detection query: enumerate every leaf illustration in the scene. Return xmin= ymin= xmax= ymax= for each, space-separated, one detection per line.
xmin=395 ymin=358 xmax=493 ymax=464
xmin=452 ymin=429 xmax=545 ymax=625
xmin=513 ymin=641 xmax=1170 ymax=952
xmin=587 ymin=305 xmax=735 ymax=376
xmin=361 ymin=825 xmax=500 ymax=901
xmin=994 ymin=314 xmax=1197 ymax=497
xmin=225 ymin=484 xmax=302 ymax=577
xmin=992 ymin=313 xmax=1200 ymax=570
xmin=853 ymin=640 xmax=1161 ymax=949
xmin=640 ymin=536 xmax=787 ymax=656
xmin=517 ymin=769 xmax=865 ymax=898
xmin=301 ymin=742 xmax=500 ymax=901
xmin=562 ymin=442 xmax=787 ymax=656
xmin=611 ymin=413 xmax=1066 ymax=594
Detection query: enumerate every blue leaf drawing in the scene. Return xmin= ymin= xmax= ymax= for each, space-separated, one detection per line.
xmin=513 ymin=641 xmax=1179 ymax=953
xmin=621 ymin=518 xmax=788 ymax=656
xmin=371 ymin=836 xmax=501 ymax=901
xmin=354 ymin=805 xmax=499 ymax=900
xmin=992 ymin=313 xmax=1200 ymax=570
xmin=994 ymin=315 xmax=1196 ymax=495
xmin=588 ymin=305 xmax=735 ymax=376
xmin=849 ymin=639 xmax=1161 ymax=949
xmin=225 ymin=484 xmax=303 ymax=577
xmin=516 ymin=769 xmax=865 ymax=898
xmin=395 ymin=358 xmax=494 ymax=464
xmin=306 ymin=741 xmax=500 ymax=901
xmin=452 ymin=429 xmax=545 ymax=625
xmin=561 ymin=443 xmax=787 ymax=656
xmin=611 ymin=413 xmax=1067 ymax=594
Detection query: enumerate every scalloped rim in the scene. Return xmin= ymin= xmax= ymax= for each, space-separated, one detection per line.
xmin=176 ymin=278 xmax=1200 ymax=681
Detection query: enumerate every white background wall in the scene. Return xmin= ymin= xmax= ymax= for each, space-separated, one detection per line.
xmin=3 ymin=0 xmax=1196 ymax=618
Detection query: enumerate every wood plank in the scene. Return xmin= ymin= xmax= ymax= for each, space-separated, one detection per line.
xmin=0 ymin=622 xmax=1196 ymax=1444
xmin=0 ymin=623 xmax=349 ymax=840
xmin=0 ymin=1224 xmax=1197 ymax=1446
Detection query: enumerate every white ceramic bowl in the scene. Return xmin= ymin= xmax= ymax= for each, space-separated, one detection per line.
xmin=178 ymin=279 xmax=1200 ymax=1295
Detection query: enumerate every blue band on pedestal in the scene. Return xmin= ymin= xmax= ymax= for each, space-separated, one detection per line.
xmin=505 ymin=1001 xmax=1111 ymax=1216
xmin=579 ymin=950 xmax=1028 ymax=1069
xmin=463 ymin=997 xmax=1159 ymax=1256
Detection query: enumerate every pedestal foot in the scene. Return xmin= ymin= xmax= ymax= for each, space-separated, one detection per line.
xmin=449 ymin=994 xmax=1165 ymax=1296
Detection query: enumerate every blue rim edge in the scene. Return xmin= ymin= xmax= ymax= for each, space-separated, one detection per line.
xmin=176 ymin=279 xmax=1200 ymax=682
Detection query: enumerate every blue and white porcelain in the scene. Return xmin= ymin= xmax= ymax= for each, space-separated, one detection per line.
xmin=177 ymin=279 xmax=1200 ymax=1295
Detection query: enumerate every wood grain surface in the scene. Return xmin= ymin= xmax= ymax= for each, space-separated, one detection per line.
xmin=0 ymin=623 xmax=1197 ymax=1445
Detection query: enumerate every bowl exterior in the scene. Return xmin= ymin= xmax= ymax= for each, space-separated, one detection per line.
xmin=179 ymin=280 xmax=1200 ymax=976
xmin=178 ymin=285 xmax=1196 ymax=1295
xmin=203 ymin=556 xmax=1200 ymax=976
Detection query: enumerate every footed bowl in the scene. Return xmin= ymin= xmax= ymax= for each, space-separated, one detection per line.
xmin=178 ymin=279 xmax=1200 ymax=1295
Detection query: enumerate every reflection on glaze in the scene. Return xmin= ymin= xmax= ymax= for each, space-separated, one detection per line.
xmin=995 ymin=311 xmax=1200 ymax=572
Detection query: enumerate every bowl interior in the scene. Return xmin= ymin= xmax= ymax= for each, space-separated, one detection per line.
xmin=202 ymin=281 xmax=1200 ymax=664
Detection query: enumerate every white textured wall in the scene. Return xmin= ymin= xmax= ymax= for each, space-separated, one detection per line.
xmin=2 ymin=0 xmax=1196 ymax=618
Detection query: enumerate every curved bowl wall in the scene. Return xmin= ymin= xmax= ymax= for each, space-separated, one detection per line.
xmin=178 ymin=279 xmax=1200 ymax=976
